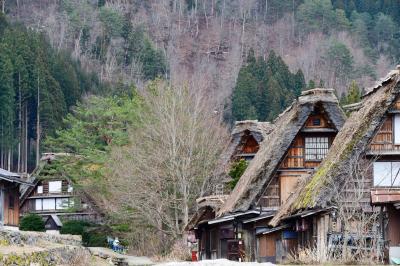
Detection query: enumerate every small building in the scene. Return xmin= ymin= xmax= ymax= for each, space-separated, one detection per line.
xmin=272 ymin=66 xmax=400 ymax=262
xmin=45 ymin=214 xmax=63 ymax=231
xmin=190 ymin=88 xmax=346 ymax=262
xmin=20 ymin=153 xmax=103 ymax=228
xmin=0 ymin=168 xmax=31 ymax=227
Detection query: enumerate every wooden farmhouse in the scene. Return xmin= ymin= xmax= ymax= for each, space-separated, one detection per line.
xmin=0 ymin=168 xmax=31 ymax=227
xmin=20 ymin=153 xmax=102 ymax=230
xmin=188 ymin=120 xmax=273 ymax=232
xmin=272 ymin=66 xmax=400 ymax=263
xmin=188 ymin=88 xmax=346 ymax=262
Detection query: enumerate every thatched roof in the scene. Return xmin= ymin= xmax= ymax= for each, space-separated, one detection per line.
xmin=270 ymin=67 xmax=400 ymax=226
xmin=202 ymin=120 xmax=273 ymax=196
xmin=218 ymin=88 xmax=346 ymax=216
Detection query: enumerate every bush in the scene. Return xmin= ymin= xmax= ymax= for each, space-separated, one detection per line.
xmin=82 ymin=229 xmax=107 ymax=247
xmin=60 ymin=220 xmax=91 ymax=235
xmin=228 ymin=159 xmax=248 ymax=189
xmin=19 ymin=213 xmax=45 ymax=231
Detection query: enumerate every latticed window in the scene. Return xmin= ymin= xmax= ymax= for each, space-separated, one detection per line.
xmin=305 ymin=137 xmax=329 ymax=161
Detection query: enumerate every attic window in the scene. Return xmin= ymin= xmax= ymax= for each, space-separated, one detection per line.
xmin=37 ymin=186 xmax=43 ymax=194
xmin=49 ymin=181 xmax=62 ymax=193
xmin=305 ymin=137 xmax=329 ymax=161
xmin=312 ymin=118 xmax=321 ymax=126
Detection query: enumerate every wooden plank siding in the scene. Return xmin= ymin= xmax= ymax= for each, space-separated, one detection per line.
xmin=258 ymin=113 xmax=337 ymax=209
xmin=1 ymin=181 xmax=19 ymax=226
xmin=281 ymin=136 xmax=304 ymax=168
xmin=304 ymin=114 xmax=334 ymax=129
xmin=242 ymin=135 xmax=259 ymax=154
xmin=368 ymin=116 xmax=395 ymax=152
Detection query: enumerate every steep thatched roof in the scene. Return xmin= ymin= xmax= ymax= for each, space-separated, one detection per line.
xmin=270 ymin=67 xmax=400 ymax=226
xmin=218 ymin=88 xmax=346 ymax=216
xmin=202 ymin=120 xmax=273 ymax=196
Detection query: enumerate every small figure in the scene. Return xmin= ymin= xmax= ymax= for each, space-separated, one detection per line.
xmin=113 ymin=237 xmax=120 ymax=252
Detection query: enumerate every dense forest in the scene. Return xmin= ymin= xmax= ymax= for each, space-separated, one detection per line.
xmin=0 ymin=14 xmax=101 ymax=172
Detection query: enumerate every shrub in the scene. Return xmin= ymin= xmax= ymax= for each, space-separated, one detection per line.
xmin=228 ymin=159 xmax=248 ymax=189
xmin=82 ymin=229 xmax=107 ymax=247
xmin=60 ymin=220 xmax=91 ymax=235
xmin=19 ymin=214 xmax=45 ymax=232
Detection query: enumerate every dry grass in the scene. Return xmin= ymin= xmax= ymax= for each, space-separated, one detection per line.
xmin=153 ymin=240 xmax=192 ymax=263
xmin=285 ymin=246 xmax=383 ymax=265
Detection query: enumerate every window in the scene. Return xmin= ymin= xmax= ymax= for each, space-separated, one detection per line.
xmin=35 ymin=199 xmax=42 ymax=210
xmin=67 ymin=184 xmax=73 ymax=193
xmin=305 ymin=137 xmax=329 ymax=161
xmin=37 ymin=186 xmax=43 ymax=194
xmin=42 ymin=198 xmax=56 ymax=210
xmin=312 ymin=118 xmax=321 ymax=126
xmin=373 ymin=162 xmax=400 ymax=187
xmin=395 ymin=115 xmax=400 ymax=144
xmin=56 ymin=198 xmax=69 ymax=210
xmin=48 ymin=181 xmax=62 ymax=193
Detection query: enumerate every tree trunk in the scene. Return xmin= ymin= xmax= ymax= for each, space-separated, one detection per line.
xmin=36 ymin=74 xmax=40 ymax=166
xmin=7 ymin=148 xmax=10 ymax=171
xmin=24 ymin=104 xmax=28 ymax=173
xmin=18 ymin=72 xmax=21 ymax=173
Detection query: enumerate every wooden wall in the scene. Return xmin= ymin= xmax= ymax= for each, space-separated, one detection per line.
xmin=1 ymin=182 xmax=19 ymax=226
xmin=258 ymin=231 xmax=279 ymax=258
xmin=279 ymin=171 xmax=304 ymax=205
xmin=282 ymin=136 xmax=304 ymax=168
xmin=369 ymin=98 xmax=400 ymax=152
xmin=369 ymin=116 xmax=396 ymax=152
xmin=241 ymin=135 xmax=259 ymax=154
xmin=304 ymin=114 xmax=333 ymax=129
xmin=258 ymin=177 xmax=280 ymax=207
xmin=31 ymin=179 xmax=70 ymax=196
xmin=387 ymin=205 xmax=400 ymax=246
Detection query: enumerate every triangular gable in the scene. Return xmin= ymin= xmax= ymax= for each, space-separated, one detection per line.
xmin=218 ymin=89 xmax=346 ymax=216
xmin=271 ymin=68 xmax=400 ymax=226
xmin=201 ymin=121 xmax=273 ymax=197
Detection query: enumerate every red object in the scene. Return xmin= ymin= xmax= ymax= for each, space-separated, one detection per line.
xmin=191 ymin=251 xmax=198 ymax=261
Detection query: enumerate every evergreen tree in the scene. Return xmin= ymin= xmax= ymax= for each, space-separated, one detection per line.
xmin=231 ymin=49 xmax=306 ymax=122
xmin=340 ymin=80 xmax=361 ymax=106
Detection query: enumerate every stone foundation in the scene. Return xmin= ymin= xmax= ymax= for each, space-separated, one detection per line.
xmin=0 ymin=229 xmax=81 ymax=246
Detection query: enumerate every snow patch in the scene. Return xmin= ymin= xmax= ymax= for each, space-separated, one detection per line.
xmin=156 ymin=259 xmax=275 ymax=266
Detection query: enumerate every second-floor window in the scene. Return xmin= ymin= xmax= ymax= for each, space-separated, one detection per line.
xmin=395 ymin=114 xmax=400 ymax=144
xmin=305 ymin=137 xmax=329 ymax=161
xmin=48 ymin=181 xmax=62 ymax=193
xmin=373 ymin=161 xmax=400 ymax=187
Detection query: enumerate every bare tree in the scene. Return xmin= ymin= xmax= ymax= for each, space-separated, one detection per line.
xmin=107 ymin=80 xmax=229 ymax=246
xmin=328 ymin=153 xmax=382 ymax=264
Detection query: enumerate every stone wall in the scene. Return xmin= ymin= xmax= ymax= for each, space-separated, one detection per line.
xmin=0 ymin=229 xmax=81 ymax=246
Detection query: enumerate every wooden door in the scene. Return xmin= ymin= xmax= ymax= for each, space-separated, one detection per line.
xmin=280 ymin=174 xmax=301 ymax=205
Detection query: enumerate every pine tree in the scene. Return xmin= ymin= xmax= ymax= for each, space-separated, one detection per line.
xmin=340 ymin=80 xmax=361 ymax=106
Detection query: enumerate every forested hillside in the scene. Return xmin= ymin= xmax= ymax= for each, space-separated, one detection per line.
xmin=0 ymin=14 xmax=100 ymax=172
xmin=4 ymin=0 xmax=399 ymax=122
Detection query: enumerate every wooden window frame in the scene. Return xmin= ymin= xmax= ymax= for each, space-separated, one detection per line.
xmin=304 ymin=136 xmax=329 ymax=161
